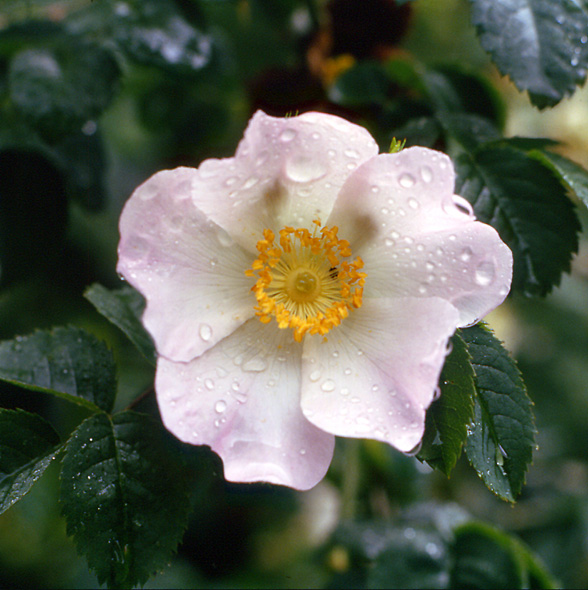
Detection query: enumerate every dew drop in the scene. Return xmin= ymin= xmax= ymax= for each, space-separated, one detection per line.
xmin=321 ymin=379 xmax=336 ymax=392
xmin=232 ymin=390 xmax=248 ymax=404
xmin=474 ymin=260 xmax=495 ymax=286
xmin=279 ymin=128 xmax=297 ymax=142
xmin=309 ymin=369 xmax=321 ymax=382
xmin=216 ymin=228 xmax=234 ymax=248
xmin=344 ymin=148 xmax=360 ymax=159
xmin=344 ymin=368 xmax=352 ymax=375
xmin=242 ymin=357 xmax=267 ymax=372
xmin=381 ymin=207 xmax=389 ymax=215
xmin=299 ymin=448 xmax=307 ymax=455
xmin=341 ymin=388 xmax=350 ymax=396
xmin=408 ymin=198 xmax=419 ymax=210
xmin=384 ymin=238 xmax=395 ymax=247
xmin=420 ymin=166 xmax=433 ymax=183
xmin=199 ymin=324 xmax=213 ymax=341
xmin=459 ymin=247 xmax=473 ymax=262
xmin=453 ymin=195 xmax=475 ymax=218
xmin=243 ymin=176 xmax=259 ymax=190
xmin=204 ymin=378 xmax=214 ymax=390
xmin=215 ymin=400 xmax=227 ymax=413
xmin=284 ymin=156 xmax=327 ymax=182
xmin=255 ymin=150 xmax=269 ymax=167
xmin=139 ymin=184 xmax=159 ymax=201
xmin=398 ymin=173 xmax=416 ymax=188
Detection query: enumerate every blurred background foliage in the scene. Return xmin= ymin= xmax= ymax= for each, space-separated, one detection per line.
xmin=1 ymin=0 xmax=588 ymax=588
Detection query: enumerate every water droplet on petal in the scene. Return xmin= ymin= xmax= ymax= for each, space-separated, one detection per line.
xmin=459 ymin=247 xmax=473 ymax=262
xmin=453 ymin=195 xmax=475 ymax=218
xmin=344 ymin=148 xmax=360 ymax=159
xmin=309 ymin=369 xmax=321 ymax=382
xmin=279 ymin=128 xmax=297 ymax=142
xmin=243 ymin=176 xmax=259 ymax=189
xmin=420 ymin=166 xmax=433 ymax=183
xmin=398 ymin=173 xmax=416 ymax=188
xmin=284 ymin=156 xmax=327 ymax=183
xmin=204 ymin=378 xmax=214 ymax=390
xmin=474 ymin=260 xmax=495 ymax=286
xmin=215 ymin=400 xmax=227 ymax=413
xmin=255 ymin=150 xmax=269 ymax=167
xmin=408 ymin=198 xmax=419 ymax=210
xmin=216 ymin=228 xmax=234 ymax=248
xmin=139 ymin=184 xmax=159 ymax=201
xmin=321 ymin=379 xmax=335 ymax=392
xmin=199 ymin=324 xmax=213 ymax=341
xmin=242 ymin=357 xmax=267 ymax=372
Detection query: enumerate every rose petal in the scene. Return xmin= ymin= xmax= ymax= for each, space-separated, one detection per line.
xmin=328 ymin=147 xmax=513 ymax=325
xmin=188 ymin=110 xmax=379 ymax=252
xmin=300 ymin=297 xmax=460 ymax=452
xmin=156 ymin=318 xmax=335 ymax=490
xmin=118 ymin=168 xmax=256 ymax=362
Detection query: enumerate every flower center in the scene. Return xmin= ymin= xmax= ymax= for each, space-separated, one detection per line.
xmin=245 ymin=220 xmax=366 ymax=342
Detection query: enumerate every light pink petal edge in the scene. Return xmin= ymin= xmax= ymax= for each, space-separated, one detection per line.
xmin=118 ymin=167 xmax=256 ymax=362
xmin=188 ymin=110 xmax=379 ymax=253
xmin=300 ymin=296 xmax=460 ymax=452
xmin=155 ymin=318 xmax=335 ymax=490
xmin=328 ymin=147 xmax=513 ymax=326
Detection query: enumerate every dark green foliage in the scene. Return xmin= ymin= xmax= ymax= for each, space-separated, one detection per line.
xmin=455 ymin=144 xmax=580 ymax=296
xmin=0 ymin=148 xmax=68 ymax=285
xmin=1 ymin=0 xmax=587 ymax=588
xmin=470 ymin=0 xmax=588 ymax=108
xmin=418 ymin=332 xmax=476 ymax=476
xmin=59 ymin=411 xmax=193 ymax=589
xmin=451 ymin=522 xmax=557 ymax=589
xmin=329 ymin=507 xmax=556 ymax=589
xmin=0 ymin=408 xmax=61 ymax=514
xmin=0 ymin=327 xmax=116 ymax=413
xmin=461 ymin=324 xmax=536 ymax=502
xmin=85 ymin=284 xmax=157 ymax=365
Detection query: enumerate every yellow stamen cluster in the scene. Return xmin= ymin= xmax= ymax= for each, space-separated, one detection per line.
xmin=245 ymin=219 xmax=366 ymax=342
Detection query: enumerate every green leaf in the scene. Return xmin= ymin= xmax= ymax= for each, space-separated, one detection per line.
xmin=423 ymin=66 xmax=504 ymax=124
xmin=451 ymin=521 xmax=558 ymax=589
xmin=455 ymin=144 xmax=580 ymax=296
xmin=60 ymin=411 xmax=192 ymax=589
xmin=0 ymin=408 xmax=61 ymax=514
xmin=85 ymin=283 xmax=156 ymax=365
xmin=113 ymin=0 xmax=215 ymax=75
xmin=367 ymin=528 xmax=450 ymax=589
xmin=0 ymin=327 xmax=116 ymax=413
xmin=418 ymin=332 xmax=476 ymax=476
xmin=461 ymin=324 xmax=535 ymax=502
xmin=528 ymin=149 xmax=588 ymax=208
xmin=6 ymin=26 xmax=120 ymax=139
xmin=470 ymin=0 xmax=588 ymax=108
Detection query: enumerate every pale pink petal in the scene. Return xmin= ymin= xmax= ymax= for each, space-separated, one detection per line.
xmin=300 ymin=297 xmax=460 ymax=452
xmin=188 ymin=110 xmax=379 ymax=252
xmin=156 ymin=318 xmax=335 ymax=490
xmin=118 ymin=168 xmax=256 ymax=362
xmin=327 ymin=147 xmax=512 ymax=325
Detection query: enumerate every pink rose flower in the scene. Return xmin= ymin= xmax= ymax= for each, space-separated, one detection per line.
xmin=117 ymin=111 xmax=512 ymax=490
